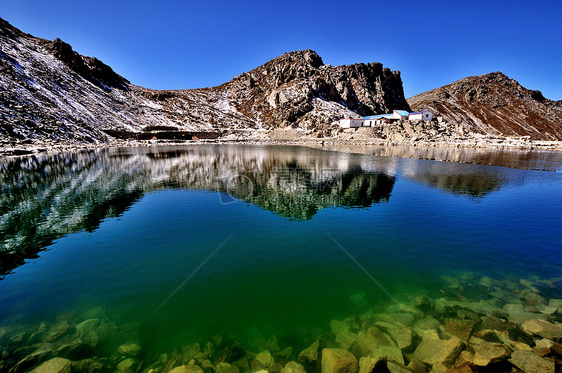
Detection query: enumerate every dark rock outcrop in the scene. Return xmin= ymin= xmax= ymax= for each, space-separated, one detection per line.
xmin=48 ymin=38 xmax=129 ymax=90
xmin=407 ymin=72 xmax=562 ymax=140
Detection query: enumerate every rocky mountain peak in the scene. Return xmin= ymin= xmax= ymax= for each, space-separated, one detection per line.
xmin=0 ymin=18 xmax=21 ymax=39
xmin=218 ymin=49 xmax=410 ymax=129
xmin=47 ymin=37 xmax=129 ymax=91
xmin=268 ymin=49 xmax=324 ymax=70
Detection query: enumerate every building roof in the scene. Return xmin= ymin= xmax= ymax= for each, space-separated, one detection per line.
xmin=363 ymin=114 xmax=394 ymax=119
xmin=394 ymin=110 xmax=410 ymax=116
xmin=409 ymin=111 xmax=430 ymax=115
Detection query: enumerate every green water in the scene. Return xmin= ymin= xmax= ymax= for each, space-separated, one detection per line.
xmin=1 ymin=144 xmax=562 ymax=359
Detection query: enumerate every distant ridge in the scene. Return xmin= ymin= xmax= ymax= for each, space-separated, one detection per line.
xmin=407 ymin=72 xmax=562 ymax=140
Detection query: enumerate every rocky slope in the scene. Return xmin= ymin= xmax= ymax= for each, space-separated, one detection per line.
xmin=408 ymin=72 xmax=562 ymax=140
xmin=0 ymin=18 xmax=409 ymax=145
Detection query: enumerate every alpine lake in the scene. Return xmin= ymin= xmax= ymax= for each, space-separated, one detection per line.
xmin=1 ymin=144 xmax=562 ymax=372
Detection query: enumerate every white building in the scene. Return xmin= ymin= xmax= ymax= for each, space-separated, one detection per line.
xmin=362 ymin=114 xmax=394 ymax=126
xmin=338 ymin=118 xmax=364 ymax=128
xmin=392 ymin=110 xmax=410 ymax=120
xmin=339 ymin=110 xmax=433 ymax=128
xmin=408 ymin=111 xmax=433 ymax=121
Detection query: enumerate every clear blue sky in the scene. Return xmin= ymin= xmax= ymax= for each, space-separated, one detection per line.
xmin=2 ymin=0 xmax=561 ymax=100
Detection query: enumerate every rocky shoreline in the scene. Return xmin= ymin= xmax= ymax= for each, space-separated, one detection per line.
xmin=1 ymin=129 xmax=562 ymax=160
xmin=2 ymin=110 xmax=562 ymax=159
xmin=1 ymin=273 xmax=562 ymax=373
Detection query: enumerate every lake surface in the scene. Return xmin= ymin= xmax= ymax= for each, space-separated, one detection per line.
xmin=1 ymin=144 xmax=562 ymax=366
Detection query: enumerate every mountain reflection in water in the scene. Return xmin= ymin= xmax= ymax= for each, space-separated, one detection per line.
xmin=0 ymin=145 xmax=524 ymax=279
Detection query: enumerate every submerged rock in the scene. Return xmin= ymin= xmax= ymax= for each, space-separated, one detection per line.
xmin=462 ymin=301 xmax=508 ymax=319
xmin=536 ymin=304 xmax=558 ymax=315
xmin=71 ymin=357 xmax=112 ymax=372
xmin=280 ymin=361 xmax=306 ymax=373
xmin=214 ymin=339 xmax=245 ymax=364
xmin=454 ymin=350 xmax=474 ymax=367
xmin=357 ymin=357 xmax=382 ymax=373
xmin=216 ymin=362 xmax=240 ymax=373
xmin=255 ymin=350 xmax=274 ymax=368
xmin=8 ymin=345 xmax=52 ymax=372
xmin=297 ymin=340 xmax=323 ymax=372
xmin=6 ymin=269 xmax=562 ymax=373
xmin=43 ymin=321 xmax=74 ymax=343
xmin=351 ymin=330 xmax=389 ymax=357
xmin=117 ymin=343 xmax=141 ymax=357
xmin=549 ymin=299 xmax=562 ymax=310
xmin=405 ymin=359 xmax=427 ymax=373
xmin=521 ymin=319 xmax=562 ymax=340
xmin=387 ymin=313 xmax=415 ymax=327
xmin=509 ymin=349 xmax=555 ymax=373
xmin=441 ymin=321 xmax=473 ymax=342
xmin=273 ymin=347 xmax=293 ymax=363
xmin=31 ymin=357 xmax=71 ymax=373
xmin=369 ymin=346 xmax=404 ymax=365
xmin=478 ymin=276 xmax=496 ymax=288
xmin=503 ymin=304 xmax=546 ymax=325
xmin=412 ymin=296 xmax=432 ymax=313
xmin=413 ymin=337 xmax=464 ymax=368
xmin=182 ymin=343 xmax=202 ymax=362
xmin=321 ymin=348 xmax=358 ymax=373
xmin=75 ymin=319 xmax=99 ymax=340
xmin=162 ymin=348 xmax=183 ymax=372
xmin=386 ymin=327 xmax=412 ymax=350
xmin=201 ymin=359 xmax=217 ymax=373
xmin=116 ymin=357 xmax=136 ymax=372
xmin=471 ymin=340 xmax=508 ymax=367
xmin=386 ymin=361 xmax=413 ymax=373
xmin=170 ymin=365 xmax=205 ymax=373
xmin=412 ymin=316 xmax=441 ymax=340
xmin=478 ymin=315 xmax=514 ymax=332
xmin=335 ymin=330 xmax=357 ymax=350
xmin=494 ymin=330 xmax=532 ymax=354
xmin=330 ymin=320 xmax=349 ymax=335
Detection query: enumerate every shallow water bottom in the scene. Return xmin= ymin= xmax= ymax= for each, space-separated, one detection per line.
xmin=1 ymin=270 xmax=561 ymax=372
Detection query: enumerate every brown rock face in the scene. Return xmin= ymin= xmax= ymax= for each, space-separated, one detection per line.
xmin=215 ymin=49 xmax=410 ymax=129
xmin=407 ymin=72 xmax=562 ymax=140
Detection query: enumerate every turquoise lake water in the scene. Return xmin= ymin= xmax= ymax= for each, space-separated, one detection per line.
xmin=1 ymin=144 xmax=561 ymax=354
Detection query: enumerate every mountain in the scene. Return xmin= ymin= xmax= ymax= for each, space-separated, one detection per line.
xmin=0 ymin=18 xmax=409 ymax=145
xmin=210 ymin=49 xmax=409 ymax=130
xmin=407 ymin=72 xmax=562 ymax=140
